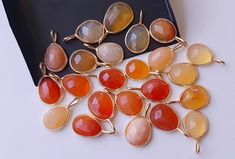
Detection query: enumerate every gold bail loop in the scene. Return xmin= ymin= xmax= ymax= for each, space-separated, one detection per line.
xmin=39 ymin=62 xmax=47 ymax=76
xmin=196 ymin=139 xmax=200 ymax=153
xmin=139 ymin=10 xmax=143 ymax=24
xmin=67 ymin=97 xmax=81 ymax=109
xmin=144 ymin=103 xmax=151 ymax=118
xmin=50 ymin=30 xmax=57 ymax=43
xmin=97 ymin=62 xmax=112 ymax=68
xmin=83 ymin=43 xmax=97 ymax=50
xmin=98 ymin=31 xmax=109 ymax=44
xmin=126 ymin=87 xmax=141 ymax=91
xmin=213 ymin=58 xmax=225 ymax=65
xmin=63 ymin=34 xmax=78 ymax=42
xmin=48 ymin=72 xmax=61 ymax=81
xmin=102 ymin=119 xmax=116 ymax=134
xmin=173 ymin=37 xmax=187 ymax=52
xmin=166 ymin=101 xmax=180 ymax=105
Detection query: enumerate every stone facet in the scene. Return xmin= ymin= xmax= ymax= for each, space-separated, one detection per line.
xmin=97 ymin=42 xmax=123 ymax=65
xmin=188 ymin=44 xmax=213 ymax=65
xmin=70 ymin=50 xmax=97 ymax=73
xmin=44 ymin=44 xmax=67 ymax=72
xmin=141 ymin=79 xmax=170 ymax=101
xmin=104 ymin=2 xmax=134 ymax=33
xmin=125 ymin=117 xmax=151 ymax=146
xmin=77 ymin=20 xmax=104 ymax=44
xmin=38 ymin=77 xmax=62 ymax=105
xmin=43 ymin=107 xmax=69 ymax=131
xmin=149 ymin=104 xmax=179 ymax=131
xmin=125 ymin=59 xmax=150 ymax=80
xmin=183 ymin=111 xmax=208 ymax=139
xmin=149 ymin=18 xmax=177 ymax=43
xmin=168 ymin=63 xmax=198 ymax=86
xmin=116 ymin=91 xmax=143 ymax=116
xmin=88 ymin=91 xmax=113 ymax=120
xmin=148 ymin=47 xmax=174 ymax=71
xmin=72 ymin=115 xmax=102 ymax=137
xmin=180 ymin=85 xmax=209 ymax=110
xmin=99 ymin=68 xmax=125 ymax=90
xmin=62 ymin=74 xmax=91 ymax=97
xmin=125 ymin=24 xmax=149 ymax=53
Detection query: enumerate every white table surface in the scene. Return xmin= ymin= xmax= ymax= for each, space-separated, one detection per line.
xmin=0 ymin=0 xmax=235 ymax=158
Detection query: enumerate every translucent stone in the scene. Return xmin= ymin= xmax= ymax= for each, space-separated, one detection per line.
xmin=183 ymin=111 xmax=208 ymax=139
xmin=97 ymin=42 xmax=123 ymax=65
xmin=125 ymin=117 xmax=151 ymax=146
xmin=104 ymin=2 xmax=133 ymax=33
xmin=168 ymin=63 xmax=198 ymax=86
xmin=180 ymin=85 xmax=209 ymax=110
xmin=148 ymin=47 xmax=174 ymax=71
xmin=125 ymin=24 xmax=149 ymax=53
xmin=125 ymin=59 xmax=150 ymax=80
xmin=149 ymin=104 xmax=179 ymax=131
xmin=116 ymin=91 xmax=143 ymax=116
xmin=149 ymin=18 xmax=176 ymax=43
xmin=44 ymin=43 xmax=67 ymax=72
xmin=188 ymin=44 xmax=213 ymax=65
xmin=43 ymin=107 xmax=69 ymax=131
xmin=70 ymin=50 xmax=97 ymax=73
xmin=77 ymin=20 xmax=104 ymax=44
xmin=88 ymin=91 xmax=113 ymax=120
xmin=61 ymin=74 xmax=91 ymax=97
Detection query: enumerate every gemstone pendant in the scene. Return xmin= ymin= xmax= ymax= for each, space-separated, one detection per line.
xmin=188 ymin=44 xmax=225 ymax=65
xmin=44 ymin=31 xmax=68 ymax=72
xmin=149 ymin=104 xmax=179 ymax=131
xmin=61 ymin=74 xmax=91 ymax=98
xmin=84 ymin=42 xmax=124 ymax=66
xmin=99 ymin=2 xmax=134 ymax=43
xmin=183 ymin=111 xmax=208 ymax=153
xmin=125 ymin=11 xmax=150 ymax=53
xmin=115 ymin=91 xmax=143 ymax=116
xmin=64 ymin=20 xmax=105 ymax=44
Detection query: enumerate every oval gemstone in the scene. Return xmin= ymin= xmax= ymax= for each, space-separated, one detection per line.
xmin=149 ymin=18 xmax=176 ymax=43
xmin=183 ymin=111 xmax=208 ymax=139
xmin=97 ymin=42 xmax=123 ymax=65
xmin=44 ymin=43 xmax=67 ymax=72
xmin=180 ymin=85 xmax=209 ymax=110
xmin=149 ymin=104 xmax=179 ymax=131
xmin=125 ymin=24 xmax=149 ymax=53
xmin=77 ymin=20 xmax=104 ymax=44
xmin=70 ymin=50 xmax=97 ymax=73
xmin=125 ymin=59 xmax=149 ymax=80
xmin=43 ymin=107 xmax=69 ymax=131
xmin=99 ymin=68 xmax=125 ymax=90
xmin=104 ymin=2 xmax=134 ymax=33
xmin=188 ymin=44 xmax=213 ymax=65
xmin=72 ymin=115 xmax=102 ymax=137
xmin=88 ymin=91 xmax=113 ymax=120
xmin=62 ymin=74 xmax=91 ymax=97
xmin=125 ymin=117 xmax=151 ymax=146
xmin=148 ymin=47 xmax=174 ymax=71
xmin=38 ymin=77 xmax=62 ymax=104
xmin=116 ymin=91 xmax=143 ymax=116
xmin=168 ymin=63 xmax=198 ymax=86
xmin=141 ymin=78 xmax=170 ymax=101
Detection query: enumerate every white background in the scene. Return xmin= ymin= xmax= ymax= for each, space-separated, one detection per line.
xmin=0 ymin=0 xmax=235 ymax=159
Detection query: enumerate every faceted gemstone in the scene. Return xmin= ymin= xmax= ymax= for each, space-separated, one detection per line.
xmin=183 ymin=111 xmax=208 ymax=139
xmin=125 ymin=24 xmax=149 ymax=53
xmin=125 ymin=59 xmax=149 ymax=80
xmin=125 ymin=117 xmax=151 ymax=146
xmin=61 ymin=74 xmax=90 ymax=97
xmin=116 ymin=91 xmax=143 ymax=116
xmin=72 ymin=115 xmax=102 ymax=137
xmin=77 ymin=20 xmax=104 ymax=44
xmin=97 ymin=42 xmax=123 ymax=65
xmin=188 ymin=44 xmax=213 ymax=65
xmin=149 ymin=18 xmax=176 ymax=43
xmin=104 ymin=2 xmax=134 ymax=33
xmin=99 ymin=68 xmax=125 ymax=90
xmin=70 ymin=50 xmax=97 ymax=73
xmin=168 ymin=63 xmax=198 ymax=86
xmin=149 ymin=104 xmax=179 ymax=131
xmin=180 ymin=85 xmax=209 ymax=110
xmin=148 ymin=47 xmax=174 ymax=71
xmin=88 ymin=91 xmax=113 ymax=120
xmin=141 ymin=78 xmax=170 ymax=101
xmin=43 ymin=107 xmax=69 ymax=131
xmin=44 ymin=43 xmax=67 ymax=72
xmin=38 ymin=77 xmax=62 ymax=104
